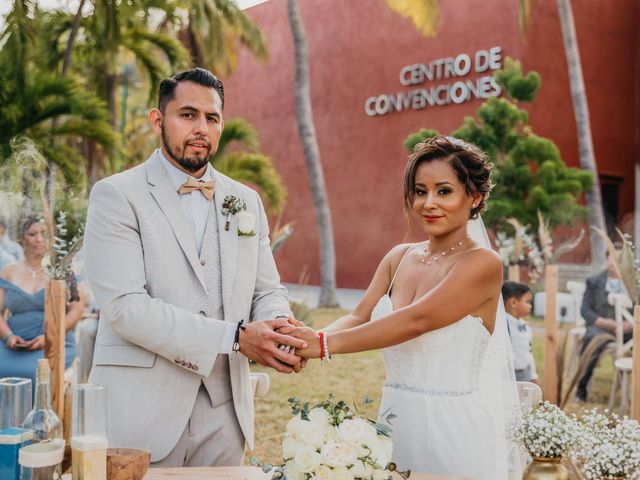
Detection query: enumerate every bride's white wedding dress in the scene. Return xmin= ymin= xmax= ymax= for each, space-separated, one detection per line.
xmin=371 ymin=248 xmax=509 ymax=480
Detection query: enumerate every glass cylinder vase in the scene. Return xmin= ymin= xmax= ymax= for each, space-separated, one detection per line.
xmin=71 ymin=384 xmax=107 ymax=480
xmin=0 ymin=377 xmax=32 ymax=480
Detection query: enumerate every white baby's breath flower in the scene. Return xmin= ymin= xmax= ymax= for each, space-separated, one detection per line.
xmin=371 ymin=468 xmax=390 ymax=480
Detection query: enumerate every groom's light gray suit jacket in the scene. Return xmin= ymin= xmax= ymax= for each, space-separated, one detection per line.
xmin=84 ymin=151 xmax=291 ymax=460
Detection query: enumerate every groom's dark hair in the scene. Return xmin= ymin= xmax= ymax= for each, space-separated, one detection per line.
xmin=157 ymin=68 xmax=225 ymax=112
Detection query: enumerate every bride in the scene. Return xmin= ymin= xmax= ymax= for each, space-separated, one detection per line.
xmin=284 ymin=136 xmax=522 ymax=479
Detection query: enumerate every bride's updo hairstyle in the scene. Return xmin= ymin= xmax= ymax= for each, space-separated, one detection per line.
xmin=403 ymin=135 xmax=494 ymax=221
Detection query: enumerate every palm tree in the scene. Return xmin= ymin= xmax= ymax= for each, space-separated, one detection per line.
xmin=43 ymin=0 xmax=189 ymax=185
xmin=177 ymin=0 xmax=268 ymax=75
xmin=286 ymin=0 xmax=338 ymax=307
xmin=519 ymin=0 xmax=607 ymax=267
xmin=210 ymin=117 xmax=286 ymax=214
xmin=0 ymin=0 xmax=120 ymax=189
xmin=384 ymin=0 xmax=440 ymax=37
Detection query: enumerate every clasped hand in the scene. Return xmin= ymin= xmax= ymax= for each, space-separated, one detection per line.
xmin=237 ymin=317 xmax=310 ymax=374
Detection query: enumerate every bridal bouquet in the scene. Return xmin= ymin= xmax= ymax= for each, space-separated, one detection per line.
xmin=252 ymin=395 xmax=404 ymax=480
xmin=571 ymin=409 xmax=640 ymax=479
xmin=507 ymin=401 xmax=579 ymax=459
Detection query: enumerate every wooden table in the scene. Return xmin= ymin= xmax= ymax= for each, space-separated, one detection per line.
xmin=143 ymin=467 xmax=458 ymax=479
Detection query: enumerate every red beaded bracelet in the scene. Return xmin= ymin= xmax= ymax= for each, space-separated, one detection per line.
xmin=318 ymin=331 xmax=325 ymax=360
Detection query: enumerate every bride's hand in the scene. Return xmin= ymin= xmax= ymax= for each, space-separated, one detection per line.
xmin=278 ymin=326 xmax=321 ymax=359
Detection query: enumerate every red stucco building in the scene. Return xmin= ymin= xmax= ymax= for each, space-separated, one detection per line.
xmin=223 ymin=0 xmax=640 ymax=289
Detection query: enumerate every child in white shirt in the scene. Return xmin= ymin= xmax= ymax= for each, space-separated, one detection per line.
xmin=502 ymin=281 xmax=538 ymax=383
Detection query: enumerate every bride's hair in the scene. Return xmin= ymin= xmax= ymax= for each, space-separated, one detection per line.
xmin=403 ymin=135 xmax=494 ymax=221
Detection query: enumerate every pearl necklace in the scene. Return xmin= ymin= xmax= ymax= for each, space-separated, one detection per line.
xmin=25 ymin=264 xmax=44 ymax=279
xmin=420 ymin=235 xmax=470 ymax=265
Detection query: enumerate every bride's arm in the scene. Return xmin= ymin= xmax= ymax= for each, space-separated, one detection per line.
xmin=296 ymin=248 xmax=502 ymax=358
xmin=323 ymin=244 xmax=414 ymax=333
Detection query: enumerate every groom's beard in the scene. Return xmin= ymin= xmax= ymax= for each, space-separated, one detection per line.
xmin=161 ymin=124 xmax=212 ymax=173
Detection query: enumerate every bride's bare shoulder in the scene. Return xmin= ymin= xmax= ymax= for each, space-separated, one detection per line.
xmin=458 ymin=247 xmax=503 ymax=278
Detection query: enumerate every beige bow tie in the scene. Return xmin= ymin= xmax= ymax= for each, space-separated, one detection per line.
xmin=178 ymin=177 xmax=215 ymax=200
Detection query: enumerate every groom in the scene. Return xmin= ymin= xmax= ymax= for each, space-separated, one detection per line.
xmin=84 ymin=68 xmax=307 ymax=467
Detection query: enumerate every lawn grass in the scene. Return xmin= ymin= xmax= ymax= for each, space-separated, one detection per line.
xmin=249 ymin=309 xmax=618 ymax=463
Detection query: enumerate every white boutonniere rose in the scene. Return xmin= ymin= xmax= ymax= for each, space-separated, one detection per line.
xmin=236 ymin=210 xmax=256 ymax=237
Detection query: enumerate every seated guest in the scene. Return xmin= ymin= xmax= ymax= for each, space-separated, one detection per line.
xmin=576 ymin=250 xmax=633 ymax=402
xmin=0 ymin=219 xmax=24 ymax=269
xmin=502 ymin=281 xmax=538 ymax=383
xmin=0 ymin=215 xmax=86 ymax=388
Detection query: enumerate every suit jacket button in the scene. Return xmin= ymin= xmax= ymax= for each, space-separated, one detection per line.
xmin=199 ymin=311 xmax=206 ymax=316
xmin=200 ymin=259 xmax=206 ymax=266
xmin=193 ymin=365 xmax=199 ymax=371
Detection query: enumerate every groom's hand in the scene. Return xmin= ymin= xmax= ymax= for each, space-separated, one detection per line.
xmin=239 ymin=319 xmax=308 ymax=373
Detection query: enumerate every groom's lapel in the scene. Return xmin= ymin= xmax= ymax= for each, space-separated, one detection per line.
xmin=147 ymin=152 xmax=207 ymax=291
xmin=213 ymin=172 xmax=238 ymax=312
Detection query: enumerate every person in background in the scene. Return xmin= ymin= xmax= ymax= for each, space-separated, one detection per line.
xmin=0 ymin=219 xmax=24 ymax=269
xmin=502 ymin=281 xmax=538 ymax=383
xmin=0 ymin=215 xmax=85 ymax=388
xmin=576 ymin=249 xmax=633 ymax=402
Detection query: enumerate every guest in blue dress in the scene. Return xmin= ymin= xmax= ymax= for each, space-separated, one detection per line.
xmin=0 ymin=216 xmax=86 ymax=386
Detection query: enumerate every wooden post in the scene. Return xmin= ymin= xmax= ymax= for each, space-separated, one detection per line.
xmin=544 ymin=265 xmax=559 ymax=404
xmin=508 ymin=264 xmax=520 ymax=282
xmin=44 ymin=279 xmax=66 ymax=421
xmin=633 ymin=306 xmax=640 ymax=420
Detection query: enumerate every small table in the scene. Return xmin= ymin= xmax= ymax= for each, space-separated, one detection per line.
xmin=144 ymin=467 xmax=457 ymax=480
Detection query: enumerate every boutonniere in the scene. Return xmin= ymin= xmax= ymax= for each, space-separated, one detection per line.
xmin=221 ymin=195 xmax=256 ymax=236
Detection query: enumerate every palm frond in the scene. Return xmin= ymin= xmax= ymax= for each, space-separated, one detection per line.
xmin=211 ymin=117 xmax=260 ymax=162
xmin=215 ymin=151 xmax=286 ymax=214
xmin=385 ymin=0 xmax=440 ymax=37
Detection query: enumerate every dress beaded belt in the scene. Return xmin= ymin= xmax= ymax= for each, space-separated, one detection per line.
xmin=384 ymin=382 xmax=473 ymax=397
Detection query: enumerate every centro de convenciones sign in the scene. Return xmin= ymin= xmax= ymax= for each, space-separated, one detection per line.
xmin=365 ymin=46 xmax=504 ymax=117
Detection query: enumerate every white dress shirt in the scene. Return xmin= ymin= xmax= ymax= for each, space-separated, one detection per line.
xmin=158 ymin=149 xmax=237 ymax=353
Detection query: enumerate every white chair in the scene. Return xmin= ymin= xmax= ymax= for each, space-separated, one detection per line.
xmin=516 ymin=381 xmax=543 ymax=412
xmin=610 ymin=357 xmax=633 ymax=415
xmin=566 ymin=281 xmax=587 ymax=377
xmin=607 ymin=293 xmax=634 ymax=411
xmin=251 ymin=372 xmax=270 ymax=398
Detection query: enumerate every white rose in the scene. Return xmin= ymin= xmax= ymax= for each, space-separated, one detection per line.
xmin=236 ymin=211 xmax=256 ymax=235
xmin=294 ymin=446 xmax=322 ymax=473
xmin=368 ymin=437 xmax=392 ymax=468
xmin=284 ymin=461 xmax=307 ymax=480
xmin=313 ymin=465 xmax=333 ymax=480
xmin=287 ymin=416 xmax=306 ymax=438
xmin=372 ymin=468 xmax=390 ymax=480
xmin=297 ymin=419 xmax=328 ymax=448
xmin=308 ymin=408 xmax=331 ymax=427
xmin=321 ymin=442 xmax=359 ymax=468
xmin=283 ymin=436 xmax=306 ymax=460
xmin=337 ymin=419 xmax=378 ymax=455
xmin=331 ymin=467 xmax=355 ymax=480
xmin=350 ymin=460 xmax=368 ymax=479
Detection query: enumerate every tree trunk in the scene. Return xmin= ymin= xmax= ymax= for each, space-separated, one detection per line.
xmin=286 ymin=0 xmax=339 ymax=307
xmin=557 ymin=0 xmax=607 ymax=269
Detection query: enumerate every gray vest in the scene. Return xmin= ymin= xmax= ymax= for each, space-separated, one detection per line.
xmin=199 ymin=200 xmax=232 ymax=408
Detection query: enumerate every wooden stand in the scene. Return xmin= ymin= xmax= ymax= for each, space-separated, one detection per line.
xmin=44 ymin=279 xmax=66 ymax=421
xmin=633 ymin=306 xmax=640 ymax=420
xmin=508 ymin=264 xmax=520 ymax=282
xmin=543 ymin=265 xmax=559 ymax=404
